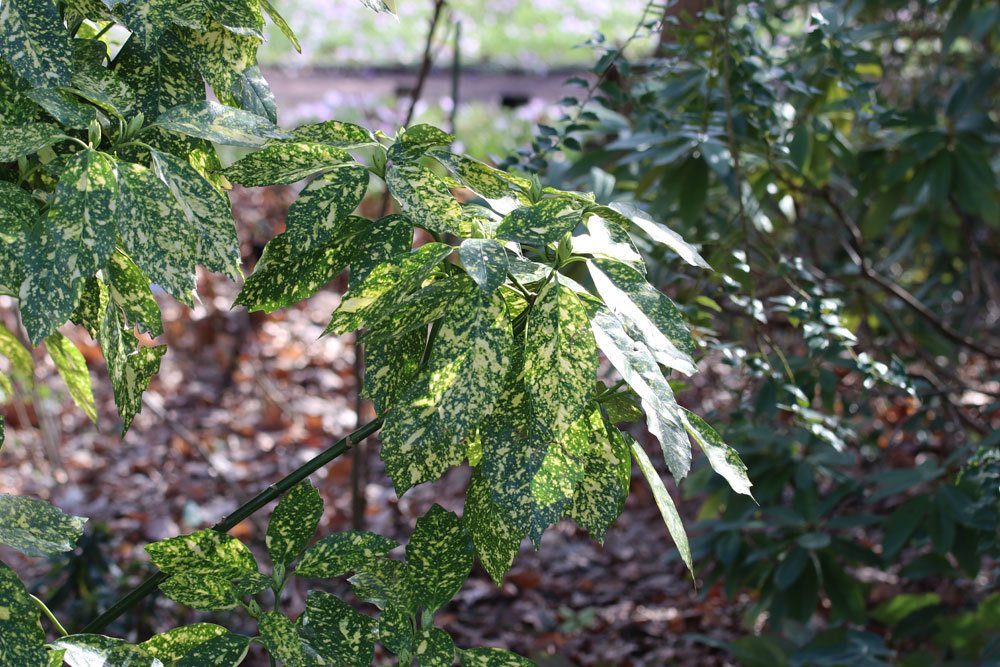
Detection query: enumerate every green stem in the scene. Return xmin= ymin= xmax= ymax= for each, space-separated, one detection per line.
xmin=30 ymin=594 xmax=68 ymax=637
xmin=79 ymin=417 xmax=384 ymax=634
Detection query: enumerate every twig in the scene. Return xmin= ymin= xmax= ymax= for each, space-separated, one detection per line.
xmin=403 ymin=0 xmax=448 ymax=128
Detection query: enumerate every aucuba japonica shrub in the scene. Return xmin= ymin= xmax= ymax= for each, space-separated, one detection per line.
xmin=0 ymin=0 xmax=752 ymax=664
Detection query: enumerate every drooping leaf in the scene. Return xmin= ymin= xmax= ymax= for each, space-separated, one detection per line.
xmin=0 ymin=560 xmax=47 ymax=667
xmin=150 ymin=149 xmax=242 ymax=280
xmin=496 ymin=198 xmax=582 ymax=246
xmin=572 ymin=214 xmax=644 ymax=273
xmin=605 ymin=202 xmax=710 ymax=269
xmin=159 ymin=573 xmax=240 ymax=612
xmin=523 ymin=281 xmax=597 ymax=438
xmin=461 ymin=647 xmax=536 ymax=666
xmin=176 ymin=21 xmax=262 ymax=108
xmin=415 ymin=627 xmax=456 ymax=667
xmin=155 ymin=100 xmax=290 ymax=147
xmin=0 ymin=181 xmax=36 ymax=293
xmin=52 ymin=634 xmax=160 ymax=667
xmin=99 ymin=303 xmax=166 ymax=432
xmin=566 ymin=418 xmax=631 ymax=541
xmin=377 ymin=603 xmax=415 ymax=657
xmin=590 ymin=307 xmax=691 ymax=480
xmin=359 ymin=0 xmax=398 ymax=16
xmin=231 ymin=64 xmax=278 ymax=123
xmin=45 ymin=331 xmax=97 ymax=424
xmin=145 ymin=528 xmax=258 ymax=578
xmin=116 ymin=160 xmax=198 ymax=305
xmin=140 ymin=624 xmax=250 ymax=666
xmin=259 ymin=611 xmax=307 ymax=667
xmin=282 ymin=163 xmax=370 ymax=253
xmin=260 ymin=0 xmax=302 ymax=52
xmin=224 ymin=142 xmax=351 ymax=186
xmin=0 ymin=323 xmax=34 ymax=385
xmin=386 ymin=163 xmax=470 ymax=236
xmin=204 ymin=0 xmax=265 ymax=37
xmin=428 ymin=149 xmax=525 ymax=214
xmin=587 ymin=258 xmax=695 ymax=374
xmin=69 ymin=41 xmax=136 ymax=117
xmin=407 ymin=504 xmax=474 ymax=613
xmin=629 ymin=438 xmax=693 ymax=576
xmin=682 ymin=410 xmax=753 ymax=498
xmin=267 ymin=480 xmax=324 ymax=569
xmin=381 ymin=287 xmax=512 ymax=493
xmin=106 ymin=250 xmax=166 ymax=337
xmin=463 ymin=469 xmax=524 ymax=584
xmin=299 ymin=590 xmax=376 ymax=667
xmin=0 ymin=0 xmax=73 ymax=88
xmin=295 ymin=531 xmax=399 ymax=579
xmin=459 ymin=239 xmax=508 ymax=294
xmin=0 ymin=494 xmax=86 ymax=557
xmin=26 ymin=88 xmax=96 ymax=129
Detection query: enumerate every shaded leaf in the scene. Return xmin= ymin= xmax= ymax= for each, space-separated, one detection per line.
xmin=461 ymin=647 xmax=535 ymax=666
xmin=99 ymin=303 xmax=165 ymax=432
xmin=259 ymin=611 xmax=307 ymax=667
xmin=160 ymin=573 xmax=239 ymax=612
xmin=0 ymin=494 xmax=86 ymax=557
xmin=0 ymin=560 xmax=47 ymax=666
xmin=407 ymin=505 xmax=473 ymax=613
xmin=299 ymin=590 xmax=375 ymax=667
xmin=296 ymin=531 xmax=398 ymax=579
xmin=224 ymin=142 xmax=351 ymax=186
xmin=267 ymin=480 xmax=323 ymax=569
xmin=0 ymin=0 xmax=73 ymax=87
xmin=416 ymin=627 xmax=456 ymax=667
xmin=0 ymin=123 xmax=65 ymax=163
xmin=497 ymin=198 xmax=581 ymax=246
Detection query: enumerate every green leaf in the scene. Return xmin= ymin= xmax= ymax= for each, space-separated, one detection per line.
xmin=259 ymin=611 xmax=307 ymax=667
xmin=428 ymin=149 xmax=526 ymax=214
xmin=140 ymin=624 xmax=251 ymax=666
xmin=99 ymin=303 xmax=166 ymax=432
xmin=572 ymin=213 xmax=644 ymax=273
xmin=0 ymin=560 xmax=48 ymax=667
xmin=69 ymin=41 xmax=136 ymax=117
xmin=524 ymin=281 xmax=598 ymax=438
xmin=407 ymin=505 xmax=473 ymax=613
xmin=565 ymin=416 xmax=631 ymax=541
xmin=224 ymin=142 xmax=352 ymax=186
xmin=0 ymin=124 xmax=65 ymax=163
xmin=360 ymin=0 xmax=398 ymax=15
xmin=231 ymin=65 xmax=278 ymax=123
xmin=414 ymin=628 xmax=454 ymax=666
xmin=205 ymin=0 xmax=264 ymax=37
xmin=605 ymin=202 xmax=710 ymax=269
xmin=629 ymin=438 xmax=693 ymax=576
xmin=361 ymin=275 xmax=467 ymax=344
xmin=377 ymin=603 xmax=416 ymax=657
xmin=325 ymin=243 xmax=453 ymax=336
xmin=299 ymin=590 xmax=376 ymax=667
xmin=114 ymin=30 xmax=204 ymax=122
xmin=388 ymin=124 xmax=454 ymax=162
xmin=280 ymin=162 xmax=370 ymax=252
xmin=0 ymin=181 xmax=36 ymax=293
xmin=0 ymin=493 xmax=87 ymax=557
xmin=146 ymin=527 xmax=258 ymax=578
xmin=587 ymin=258 xmax=695 ymax=374
xmin=117 ymin=0 xmax=192 ymax=48
xmin=116 ymin=160 xmax=197 ymax=305
xmin=260 ymin=0 xmax=302 ymax=52
xmin=0 ymin=323 xmax=34 ymax=385
xmin=150 ymin=149 xmax=242 ymax=280
xmin=497 ymin=198 xmax=582 ymax=246
xmin=155 ymin=100 xmax=290 ymax=147
xmin=291 ymin=120 xmax=377 ymax=148
xmin=459 ymin=239 xmax=508 ymax=294
xmin=106 ymin=250 xmax=166 ymax=336
xmin=0 ymin=0 xmax=74 ymax=88
xmin=160 ymin=573 xmax=240 ymax=612
xmin=349 ymin=557 xmax=412 ymax=611
xmin=386 ymin=163 xmax=470 ymax=236
xmin=296 ymin=531 xmax=398 ymax=579
xmin=20 ymin=149 xmax=118 ymax=343
xmin=461 ymin=647 xmax=536 ymax=666
xmin=176 ymin=21 xmax=262 ymax=108
xmin=381 ymin=287 xmax=512 ymax=493
xmin=681 ymin=411 xmax=753 ymax=498
xmin=52 ymin=635 xmax=159 ymax=667
xmin=348 ymin=214 xmax=414 ymax=291
xmin=26 ymin=88 xmax=97 ymax=129
xmin=363 ymin=330 xmax=424 ymax=416
xmin=590 ymin=307 xmax=691 ymax=480
xmin=464 ymin=470 xmax=524 ymax=584
xmin=267 ymin=480 xmax=323 ymax=569
xmin=45 ymin=332 xmax=97 ymax=424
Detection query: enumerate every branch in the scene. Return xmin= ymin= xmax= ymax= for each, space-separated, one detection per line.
xmin=79 ymin=417 xmax=384 ymax=634
xmin=403 ymin=0 xmax=447 ymax=128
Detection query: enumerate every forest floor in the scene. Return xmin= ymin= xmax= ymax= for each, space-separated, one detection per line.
xmin=0 ymin=187 xmax=750 ymax=666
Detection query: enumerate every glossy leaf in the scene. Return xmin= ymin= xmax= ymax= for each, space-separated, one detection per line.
xmin=0 ymin=560 xmax=47 ymax=666
xmin=459 ymin=238 xmax=508 ymax=294
xmin=496 ymin=198 xmax=581 ymax=246
xmin=0 ymin=0 xmax=73 ymax=87
xmin=605 ymin=202 xmax=710 ymax=269
xmin=0 ymin=123 xmax=64 ymax=162
xmin=428 ymin=149 xmax=525 ymax=214
xmin=387 ymin=163 xmax=470 ymax=236
xmin=146 ymin=528 xmax=258 ymax=578
xmin=224 ymin=142 xmax=352 ymax=186
xmin=630 ymin=439 xmax=693 ymax=576
xmin=682 ymin=411 xmax=753 ymax=498
xmin=160 ymin=573 xmax=239 ymax=612
xmin=0 ymin=494 xmax=86 ymax=557
xmin=296 ymin=531 xmax=399 ymax=578
xmin=282 ymin=163 xmax=370 ymax=253
xmin=461 ymin=647 xmax=536 ymax=666
xmin=300 ymin=590 xmax=376 ymax=667
xmin=260 ymin=0 xmax=302 ymax=52
xmin=99 ymin=303 xmax=165 ymax=432
xmin=572 ymin=214 xmax=644 ymax=273
xmin=52 ymin=635 xmax=160 ymax=667
xmin=407 ymin=505 xmax=474 ymax=613
xmin=267 ymin=480 xmax=324 ymax=569
xmin=106 ymin=251 xmax=165 ymax=337
xmin=259 ymin=611 xmax=307 ymax=667
xmin=291 ymin=120 xmax=377 ymax=148
xmin=155 ymin=100 xmax=290 ymax=147
xmin=140 ymin=624 xmax=250 ymax=666
xmin=45 ymin=331 xmax=97 ymax=424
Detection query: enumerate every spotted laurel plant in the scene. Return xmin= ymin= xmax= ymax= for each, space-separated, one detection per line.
xmin=0 ymin=1 xmax=751 ymax=665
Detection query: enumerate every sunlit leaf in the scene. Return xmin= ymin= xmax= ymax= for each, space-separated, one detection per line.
xmin=407 ymin=505 xmax=473 ymax=613
xmin=300 ymin=590 xmax=376 ymax=667
xmin=0 ymin=494 xmax=87 ymax=557
xmin=45 ymin=331 xmax=97 ymax=424
xmin=629 ymin=438 xmax=693 ymax=576
xmin=155 ymin=100 xmax=290 ymax=147
xmin=296 ymin=531 xmax=398 ymax=579
xmin=267 ymin=480 xmax=324 ymax=569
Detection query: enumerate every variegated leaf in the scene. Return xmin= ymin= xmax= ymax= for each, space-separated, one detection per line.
xmin=349 ymin=557 xmax=413 ymax=611
xmin=291 ymin=120 xmax=377 ymax=148
xmin=117 ymin=160 xmax=198 ymax=304
xmin=283 ymin=163 xmax=370 ymax=253
xmin=407 ymin=505 xmax=473 ymax=613
xmin=52 ymin=634 xmax=161 ymax=667
xmin=566 ymin=418 xmax=631 ymax=541
xmin=325 ymin=243 xmax=453 ymax=336
xmin=388 ymin=123 xmax=453 ymax=162
xmin=0 ymin=59 xmax=39 ymax=126
xmin=299 ymin=590 xmax=375 ymax=667
xmin=0 ymin=123 xmax=64 ymax=163
xmin=204 ymin=0 xmax=264 ymax=38
xmin=260 ymin=611 xmax=307 ymax=667
xmin=0 ymin=182 xmax=34 ymax=294
xmin=461 ymin=647 xmax=535 ymax=666
xmin=45 ymin=331 xmax=97 ymax=423
xmin=572 ymin=214 xmax=644 ymax=273
xmin=26 ymin=88 xmax=96 ymax=129
xmin=176 ymin=21 xmax=262 ymax=108
xmin=114 ymin=31 xmax=204 ymax=122
xmin=524 ymin=281 xmax=597 ymax=438
xmin=150 ymin=149 xmax=242 ymax=279
xmin=20 ymin=149 xmax=118 ymax=343
xmin=260 ymin=0 xmax=302 ymax=52
xmin=0 ymin=560 xmax=48 ymax=667
xmin=604 ymin=202 xmax=710 ymax=269
xmin=69 ymin=41 xmax=136 ymax=116
xmin=363 ymin=330 xmax=423 ymax=415
xmin=463 ymin=469 xmax=524 ymax=584
xmin=0 ymin=323 xmax=33 ymax=385
xmin=428 ymin=149 xmax=526 ymax=214
xmin=99 ymin=302 xmax=165 ymax=432
xmin=70 ymin=277 xmax=108 ymax=339
xmin=361 ymin=275 xmax=467 ymax=344
xmin=381 ymin=287 xmax=512 ymax=493
xmin=106 ymin=251 xmax=164 ymax=336
xmin=231 ymin=64 xmax=277 ymax=123
xmin=682 ymin=410 xmax=753 ymax=498
xmin=155 ymin=100 xmax=289 ymax=147
xmin=267 ymin=480 xmax=323 ymax=569
xmin=386 ymin=163 xmax=470 ymax=236
xmin=225 ymin=142 xmax=351 ymax=186
xmin=117 ymin=0 xmax=194 ymax=48
xmin=0 ymin=0 xmax=73 ymax=88
xmin=0 ymin=494 xmax=87 ymax=556
xmin=295 ymin=531 xmax=398 ymax=579
xmin=160 ymin=573 xmax=240 ymax=612
xmin=348 ymin=213 xmax=414 ymax=291
xmin=146 ymin=527 xmax=258 ymax=577
xmin=496 ymin=198 xmax=581 ymax=247
xmin=140 ymin=623 xmax=247 ymax=664
xmin=360 ymin=0 xmax=397 ymax=15
xmin=588 ymin=258 xmax=695 ymax=375
xmin=459 ymin=238 xmax=508 ymax=294
xmin=415 ymin=627 xmax=456 ymax=667
xmin=630 ymin=438 xmax=693 ymax=576
xmin=590 ymin=307 xmax=691 ymax=480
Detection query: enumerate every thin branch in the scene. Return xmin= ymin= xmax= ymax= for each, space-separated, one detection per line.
xmin=403 ymin=0 xmax=447 ymax=128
